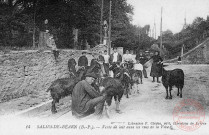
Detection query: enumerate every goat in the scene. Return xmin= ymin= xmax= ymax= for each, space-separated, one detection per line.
xmin=47 ymin=61 xmax=104 ymax=114
xmin=123 ymin=62 xmax=143 ymax=94
xmin=99 ymin=77 xmax=124 ymax=117
xmin=161 ymin=64 xmax=184 ymax=99
xmin=68 ymin=58 xmax=77 ymax=77
xmin=110 ymin=63 xmax=132 ymax=98
xmin=47 ymin=77 xmax=79 ymax=113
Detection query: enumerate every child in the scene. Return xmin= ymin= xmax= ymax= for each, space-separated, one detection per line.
xmin=131 ymin=60 xmax=143 ymax=94
xmin=47 ymin=34 xmax=59 ymax=62
xmin=133 ymin=60 xmax=143 ymax=84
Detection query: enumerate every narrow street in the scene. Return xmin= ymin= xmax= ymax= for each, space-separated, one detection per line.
xmin=1 ymin=0 xmax=209 ymax=135
xmin=0 ymin=64 xmax=209 ymax=135
xmin=59 ymin=64 xmax=209 ymax=120
xmin=57 ymin=64 xmax=209 ymax=135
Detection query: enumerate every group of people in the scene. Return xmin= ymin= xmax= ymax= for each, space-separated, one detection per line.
xmin=77 ymin=47 xmax=164 ymax=82
xmin=71 ymin=47 xmax=164 ymax=119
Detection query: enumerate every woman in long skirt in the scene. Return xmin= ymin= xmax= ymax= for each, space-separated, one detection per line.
xmin=150 ymin=51 xmax=163 ymax=83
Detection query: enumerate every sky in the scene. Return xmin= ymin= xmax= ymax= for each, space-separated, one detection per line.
xmin=127 ymin=0 xmax=209 ymax=37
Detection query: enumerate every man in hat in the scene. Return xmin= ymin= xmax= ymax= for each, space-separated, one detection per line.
xmin=72 ymin=72 xmax=107 ymax=119
xmin=109 ymin=47 xmax=122 ymax=65
xmin=78 ymin=51 xmax=88 ymax=69
xmin=97 ymin=53 xmax=109 ymax=77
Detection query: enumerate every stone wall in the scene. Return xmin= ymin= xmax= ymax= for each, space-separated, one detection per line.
xmin=164 ymin=38 xmax=209 ymax=64
xmin=0 ymin=50 xmax=96 ymax=102
xmin=184 ymin=45 xmax=207 ymax=64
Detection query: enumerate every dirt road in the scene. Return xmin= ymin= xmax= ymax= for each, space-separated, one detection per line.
xmin=0 ymin=64 xmax=209 ymax=135
xmin=59 ymin=64 xmax=209 ymax=117
xmin=57 ymin=64 xmax=209 ymax=135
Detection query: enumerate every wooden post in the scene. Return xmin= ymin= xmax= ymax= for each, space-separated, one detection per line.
xmin=154 ymin=19 xmax=156 ymax=39
xmin=100 ymin=0 xmax=104 ymax=44
xmin=160 ymin=7 xmax=163 ymax=56
xmin=38 ymin=31 xmax=49 ymax=50
xmin=33 ymin=0 xmax=37 ymax=48
xmin=108 ymin=0 xmax=112 ymax=55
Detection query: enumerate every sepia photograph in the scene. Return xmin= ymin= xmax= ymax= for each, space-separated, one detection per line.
xmin=0 ymin=0 xmax=208 ymax=134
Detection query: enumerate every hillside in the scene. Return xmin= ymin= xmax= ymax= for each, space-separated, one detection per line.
xmin=164 ymin=38 xmax=209 ymax=64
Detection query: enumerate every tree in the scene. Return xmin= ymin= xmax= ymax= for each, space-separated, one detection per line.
xmin=162 ymin=29 xmax=174 ymax=41
xmin=0 ymin=0 xmax=35 ymax=47
xmin=0 ymin=0 xmax=159 ymax=51
xmin=102 ymin=0 xmax=134 ymax=46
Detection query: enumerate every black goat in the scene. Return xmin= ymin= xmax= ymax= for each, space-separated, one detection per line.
xmin=130 ymin=69 xmax=143 ymax=84
xmin=161 ymin=65 xmax=184 ymax=99
xmin=47 ymin=77 xmax=80 ymax=113
xmin=99 ymin=77 xmax=124 ymax=116
xmin=47 ymin=61 xmax=106 ymax=114
xmin=68 ymin=58 xmax=77 ymax=77
xmin=110 ymin=64 xmax=132 ymax=98
xmin=117 ymin=69 xmax=132 ymax=98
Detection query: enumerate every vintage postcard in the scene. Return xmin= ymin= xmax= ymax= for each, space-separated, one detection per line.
xmin=0 ymin=0 xmax=208 ymax=135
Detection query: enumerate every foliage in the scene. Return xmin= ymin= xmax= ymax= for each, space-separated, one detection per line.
xmin=156 ymin=16 xmax=209 ymax=59
xmin=0 ymin=0 xmax=137 ymax=49
xmin=1 ymin=0 xmax=208 ymax=56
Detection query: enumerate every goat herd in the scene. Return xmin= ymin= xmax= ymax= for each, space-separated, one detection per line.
xmin=46 ymin=57 xmax=185 ymax=118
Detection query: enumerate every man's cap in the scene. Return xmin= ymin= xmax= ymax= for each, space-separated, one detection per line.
xmin=85 ymin=72 xmax=97 ymax=79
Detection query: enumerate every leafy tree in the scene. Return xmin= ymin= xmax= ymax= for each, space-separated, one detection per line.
xmin=155 ymin=16 xmax=209 ymax=59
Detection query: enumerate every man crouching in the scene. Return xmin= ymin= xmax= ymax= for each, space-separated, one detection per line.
xmin=72 ymin=72 xmax=106 ymax=119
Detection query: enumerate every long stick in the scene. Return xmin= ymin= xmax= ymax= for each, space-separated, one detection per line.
xmin=108 ymin=1 xmax=112 ymax=55
xmin=160 ymin=7 xmax=163 ymax=56
xmin=33 ymin=0 xmax=37 ymax=48
xmin=100 ymin=0 xmax=104 ymax=44
xmin=181 ymin=44 xmax=184 ymax=57
xmin=154 ymin=18 xmax=156 ymax=39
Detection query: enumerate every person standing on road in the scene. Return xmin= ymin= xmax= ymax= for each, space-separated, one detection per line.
xmin=122 ymin=50 xmax=133 ymax=63
xmin=136 ymin=52 xmax=148 ymax=78
xmin=102 ymin=50 xmax=110 ymax=76
xmin=150 ymin=51 xmax=163 ymax=83
xmin=47 ymin=34 xmax=59 ymax=62
xmin=103 ymin=50 xmax=110 ymax=65
xmin=109 ymin=47 xmax=122 ymax=66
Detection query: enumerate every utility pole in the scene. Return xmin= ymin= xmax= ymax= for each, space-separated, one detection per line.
xmin=108 ymin=0 xmax=112 ymax=55
xmin=100 ymin=0 xmax=104 ymax=44
xmin=183 ymin=11 xmax=187 ymax=29
xmin=138 ymin=26 xmax=140 ymax=43
xmin=160 ymin=7 xmax=163 ymax=56
xmin=149 ymin=29 xmax=151 ymax=37
xmin=154 ymin=18 xmax=156 ymax=39
xmin=33 ymin=0 xmax=37 ymax=48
